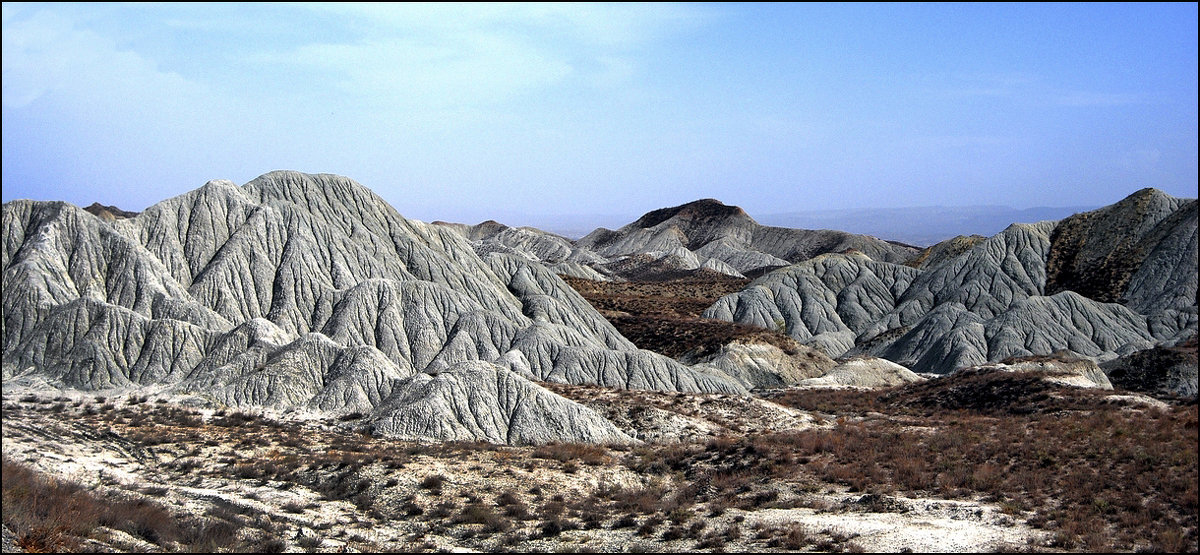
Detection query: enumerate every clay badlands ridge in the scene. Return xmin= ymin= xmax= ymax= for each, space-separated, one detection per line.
xmin=2 ymin=170 xmax=1196 ymax=552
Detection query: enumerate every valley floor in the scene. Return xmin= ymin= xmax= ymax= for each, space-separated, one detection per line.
xmin=3 ymin=381 xmax=1195 ymax=553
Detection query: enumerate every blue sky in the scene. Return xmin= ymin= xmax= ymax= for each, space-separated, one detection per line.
xmin=3 ymin=3 xmax=1196 ymax=226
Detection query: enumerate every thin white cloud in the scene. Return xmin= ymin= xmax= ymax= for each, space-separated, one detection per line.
xmin=299 ymin=3 xmax=706 ymax=47
xmin=254 ymin=3 xmax=702 ymax=111
xmin=283 ymin=34 xmax=574 ymax=109
xmin=1 ymin=7 xmax=219 ymax=117
xmin=2 ymin=4 xmax=258 ymax=207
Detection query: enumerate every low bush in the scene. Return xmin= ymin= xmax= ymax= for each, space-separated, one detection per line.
xmin=2 ymin=458 xmax=181 ymax=550
xmin=420 ymin=473 xmax=447 ymax=491
xmin=453 ymin=503 xmax=510 ymax=533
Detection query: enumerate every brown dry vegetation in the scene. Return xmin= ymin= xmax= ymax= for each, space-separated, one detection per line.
xmin=769 ymin=376 xmax=1199 ymax=552
xmin=2 ymin=458 xmax=175 ymax=552
xmin=563 ymin=275 xmax=802 ymax=357
xmin=2 ymin=447 xmax=286 ymax=553
xmin=0 ymin=393 xmax=866 ymax=552
xmin=4 ymin=376 xmax=1196 ymax=553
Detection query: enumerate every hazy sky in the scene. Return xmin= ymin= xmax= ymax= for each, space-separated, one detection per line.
xmin=3 ymin=3 xmax=1197 ymax=226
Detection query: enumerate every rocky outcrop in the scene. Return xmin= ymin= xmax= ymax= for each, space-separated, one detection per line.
xmin=1046 ymin=189 xmax=1190 ymax=303
xmin=1047 ymin=188 xmax=1198 ymax=342
xmin=884 ymin=291 xmax=1155 ymax=374
xmin=880 ymin=357 xmax=1120 ymax=415
xmin=3 ymin=171 xmax=745 ymax=444
xmin=904 ymin=235 xmax=987 ymax=270
xmin=704 ymin=190 xmax=1197 ymax=377
xmin=436 ymin=198 xmax=923 ymax=284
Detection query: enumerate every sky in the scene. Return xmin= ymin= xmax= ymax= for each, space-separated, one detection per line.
xmin=3 ymin=3 xmax=1197 ymax=228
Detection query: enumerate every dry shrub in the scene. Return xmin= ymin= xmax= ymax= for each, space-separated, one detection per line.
xmin=296 ymin=533 xmax=323 ymax=548
xmin=453 ymin=503 xmax=510 ymax=533
xmin=893 ymin=455 xmax=935 ymax=491
xmin=180 ymin=518 xmax=240 ymax=551
xmin=760 ymin=385 xmax=1197 ymax=551
xmin=2 ymin=458 xmax=182 ymax=550
xmin=281 ymin=501 xmax=305 ymax=514
xmin=605 ymin=484 xmax=669 ymax=515
xmin=495 ymin=490 xmax=521 ymax=506
xmin=625 ymin=442 xmax=699 ymax=474
xmin=419 ymin=473 xmax=447 ymax=491
xmin=532 ymin=442 xmax=612 ymax=466
xmin=496 ymin=491 xmax=532 ymax=520
xmin=611 ymin=513 xmax=638 ymax=529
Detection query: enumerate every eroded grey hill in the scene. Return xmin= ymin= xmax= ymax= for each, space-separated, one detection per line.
xmin=444 ymin=198 xmax=922 ymax=282
xmin=705 ymin=188 xmax=1198 ymax=379
xmin=575 ymin=199 xmax=921 ymax=279
xmin=2 ymin=171 xmax=745 ymax=444
xmin=432 ymin=220 xmax=611 ymax=281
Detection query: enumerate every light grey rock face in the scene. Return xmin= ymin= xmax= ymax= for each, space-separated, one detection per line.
xmin=970 ymin=358 xmax=1114 ymax=390
xmin=440 ymin=197 xmax=920 ymax=282
xmin=695 ymin=238 xmax=789 ymax=275
xmin=1046 ymin=188 xmax=1188 ymax=302
xmin=1121 ymin=200 xmax=1198 ymax=342
xmin=749 ymin=225 xmax=917 ymax=266
xmin=704 ymin=253 xmax=922 ymax=357
xmin=5 ymin=298 xmax=213 ymax=390
xmin=196 ymin=332 xmax=408 ymax=414
xmin=369 ymin=360 xmax=633 ymax=445
xmin=509 ymin=324 xmax=745 ymax=394
xmin=575 ymin=198 xmax=919 ymax=279
xmin=3 ymin=201 xmax=231 ymax=339
xmin=699 ymin=256 xmax=746 ymax=278
xmin=545 ymin=261 xmax=610 ymax=282
xmin=797 ymin=357 xmax=926 ymax=389
xmin=437 ymin=219 xmax=612 ymax=281
xmin=705 ymin=190 xmax=1197 ymax=376
xmin=887 ymin=221 xmax=1057 ymax=326
xmin=1045 ymin=189 xmax=1198 ymax=343
xmin=897 ymin=292 xmax=1155 ymax=374
xmin=3 ymin=171 xmax=744 ymax=444
xmin=680 ymin=341 xmax=836 ymax=390
xmin=483 ymin=253 xmax=637 ymax=352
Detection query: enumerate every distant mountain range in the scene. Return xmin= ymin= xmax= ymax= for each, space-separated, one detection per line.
xmin=738 ymin=205 xmax=1099 ymax=247
xmin=515 ymin=205 xmax=1096 ymax=246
